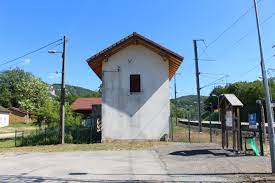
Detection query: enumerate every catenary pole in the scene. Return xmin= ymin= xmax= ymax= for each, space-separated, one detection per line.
xmin=253 ymin=0 xmax=275 ymax=172
xmin=193 ymin=40 xmax=202 ymax=132
xmin=60 ymin=35 xmax=66 ymax=144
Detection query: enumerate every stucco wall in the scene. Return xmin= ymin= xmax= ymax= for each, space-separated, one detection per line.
xmin=102 ymin=45 xmax=170 ymax=141
xmin=0 ymin=113 xmax=9 ymax=127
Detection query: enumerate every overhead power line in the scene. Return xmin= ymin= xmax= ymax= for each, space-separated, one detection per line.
xmin=8 ymin=42 xmax=64 ymax=69
xmin=227 ymin=55 xmax=275 ymax=84
xmin=239 ymin=54 xmax=275 ymax=78
xmin=200 ymin=0 xmax=263 ymax=57
xmin=200 ymin=75 xmax=229 ymax=90
xmin=0 ymin=38 xmax=62 ymax=68
xmin=200 ymin=72 xmax=227 ymax=76
xmin=198 ymin=58 xmax=216 ymax=62
xmin=231 ymin=12 xmax=275 ymax=49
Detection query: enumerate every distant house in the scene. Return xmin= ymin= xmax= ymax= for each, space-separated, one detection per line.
xmin=8 ymin=107 xmax=31 ymax=123
xmin=86 ymin=32 xmax=183 ymax=142
xmin=71 ymin=98 xmax=102 ymax=116
xmin=48 ymin=85 xmax=56 ymax=96
xmin=71 ymin=98 xmax=102 ymax=127
xmin=0 ymin=106 xmax=9 ymax=127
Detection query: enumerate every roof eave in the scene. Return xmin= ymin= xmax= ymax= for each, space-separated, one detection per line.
xmin=86 ymin=32 xmax=184 ymax=80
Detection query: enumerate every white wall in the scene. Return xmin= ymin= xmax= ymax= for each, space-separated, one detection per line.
xmin=0 ymin=113 xmax=9 ymax=127
xmin=102 ymin=45 xmax=170 ymax=141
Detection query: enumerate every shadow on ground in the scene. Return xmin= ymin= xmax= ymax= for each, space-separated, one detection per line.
xmin=169 ymin=148 xmax=241 ymax=157
xmin=1 ymin=173 xmax=275 ymax=183
xmin=0 ymin=174 xmax=157 ymax=183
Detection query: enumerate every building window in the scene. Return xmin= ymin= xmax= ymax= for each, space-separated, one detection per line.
xmin=130 ymin=74 xmax=141 ymax=93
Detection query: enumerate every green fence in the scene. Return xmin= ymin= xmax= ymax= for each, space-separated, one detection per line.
xmin=14 ymin=126 xmax=101 ymax=147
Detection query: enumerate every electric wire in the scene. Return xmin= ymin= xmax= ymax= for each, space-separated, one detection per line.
xmin=200 ymin=0 xmax=263 ymax=57
xmin=0 ymin=38 xmax=62 ymax=68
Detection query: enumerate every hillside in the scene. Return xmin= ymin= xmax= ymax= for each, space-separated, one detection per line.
xmin=170 ymin=95 xmax=207 ymax=108
xmin=52 ymin=84 xmax=204 ymax=108
xmin=52 ymin=84 xmax=101 ymax=98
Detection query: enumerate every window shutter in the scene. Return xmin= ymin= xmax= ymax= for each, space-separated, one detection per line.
xmin=130 ymin=74 xmax=141 ymax=93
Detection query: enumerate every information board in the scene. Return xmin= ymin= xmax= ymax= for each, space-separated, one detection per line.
xmin=226 ymin=111 xmax=233 ymax=127
xmin=249 ymin=113 xmax=257 ymax=130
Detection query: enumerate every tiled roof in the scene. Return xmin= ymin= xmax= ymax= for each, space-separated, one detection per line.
xmin=0 ymin=106 xmax=9 ymax=113
xmin=8 ymin=107 xmax=28 ymax=114
xmin=71 ymin=98 xmax=102 ymax=111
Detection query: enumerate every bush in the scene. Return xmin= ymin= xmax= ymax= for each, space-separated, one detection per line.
xmin=35 ymin=99 xmax=82 ymax=127
xmin=15 ymin=126 xmax=100 ymax=147
xmin=18 ymin=128 xmax=59 ymax=146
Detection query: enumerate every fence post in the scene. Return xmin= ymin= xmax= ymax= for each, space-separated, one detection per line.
xmin=209 ymin=103 xmax=213 ymax=143
xmin=209 ymin=113 xmax=212 ymax=143
xmin=170 ymin=116 xmax=174 ymax=141
xmin=188 ymin=113 xmax=191 ymax=143
xmin=256 ymin=101 xmax=264 ymax=156
xmin=44 ymin=128 xmax=47 ymax=145
xmin=21 ymin=131 xmax=24 ymax=147
xmin=77 ymin=126 xmax=80 ymax=144
xmin=15 ymin=130 xmax=17 ymax=147
xmin=259 ymin=121 xmax=264 ymax=156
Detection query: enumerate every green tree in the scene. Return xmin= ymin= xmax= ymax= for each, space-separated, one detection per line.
xmin=35 ymin=99 xmax=82 ymax=127
xmin=204 ymin=80 xmax=269 ymax=121
xmin=0 ymin=68 xmax=50 ymax=113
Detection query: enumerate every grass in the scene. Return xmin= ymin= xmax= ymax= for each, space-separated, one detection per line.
xmin=0 ymin=141 xmax=172 ymax=154
xmin=171 ymin=117 xmax=222 ymax=144
xmin=0 ymin=117 xmax=268 ymax=155
xmin=0 ymin=139 xmax=15 ymax=148
xmin=0 ymin=122 xmax=37 ymax=134
xmin=173 ymin=124 xmax=222 ymax=144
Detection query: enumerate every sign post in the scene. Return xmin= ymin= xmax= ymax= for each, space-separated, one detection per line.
xmin=249 ymin=112 xmax=264 ymax=156
xmin=256 ymin=101 xmax=265 ymax=156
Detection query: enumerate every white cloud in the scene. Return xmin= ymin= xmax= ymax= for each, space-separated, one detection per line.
xmin=22 ymin=58 xmax=31 ymax=65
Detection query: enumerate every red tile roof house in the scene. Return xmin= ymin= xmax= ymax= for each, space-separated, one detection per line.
xmin=71 ymin=98 xmax=102 ymax=128
xmin=86 ymin=32 xmax=183 ymax=142
xmin=8 ymin=107 xmax=31 ymax=123
xmin=71 ymin=98 xmax=102 ymax=116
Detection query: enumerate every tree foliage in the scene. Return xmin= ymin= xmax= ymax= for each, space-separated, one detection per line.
xmin=0 ymin=68 xmax=50 ymax=113
xmin=0 ymin=69 xmax=83 ymax=126
xmin=35 ymin=99 xmax=81 ymax=127
xmin=204 ymin=80 xmax=273 ymax=121
xmin=170 ymin=95 xmax=207 ymax=120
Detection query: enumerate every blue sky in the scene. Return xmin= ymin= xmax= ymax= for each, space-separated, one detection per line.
xmin=0 ymin=0 xmax=275 ymax=97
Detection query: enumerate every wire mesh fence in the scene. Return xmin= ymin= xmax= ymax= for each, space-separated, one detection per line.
xmin=0 ymin=126 xmax=101 ymax=148
xmin=173 ymin=121 xmax=222 ymax=144
xmin=172 ymin=117 xmax=267 ymax=155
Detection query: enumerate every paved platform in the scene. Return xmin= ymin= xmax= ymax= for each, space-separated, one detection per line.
xmin=0 ymin=143 xmax=274 ymax=182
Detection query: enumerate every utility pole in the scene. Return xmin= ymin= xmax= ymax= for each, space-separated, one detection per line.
xmin=253 ymin=0 xmax=275 ymax=172
xmin=60 ymin=35 xmax=67 ymax=144
xmin=193 ymin=40 xmax=202 ymax=132
xmin=174 ymin=75 xmax=178 ymax=126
